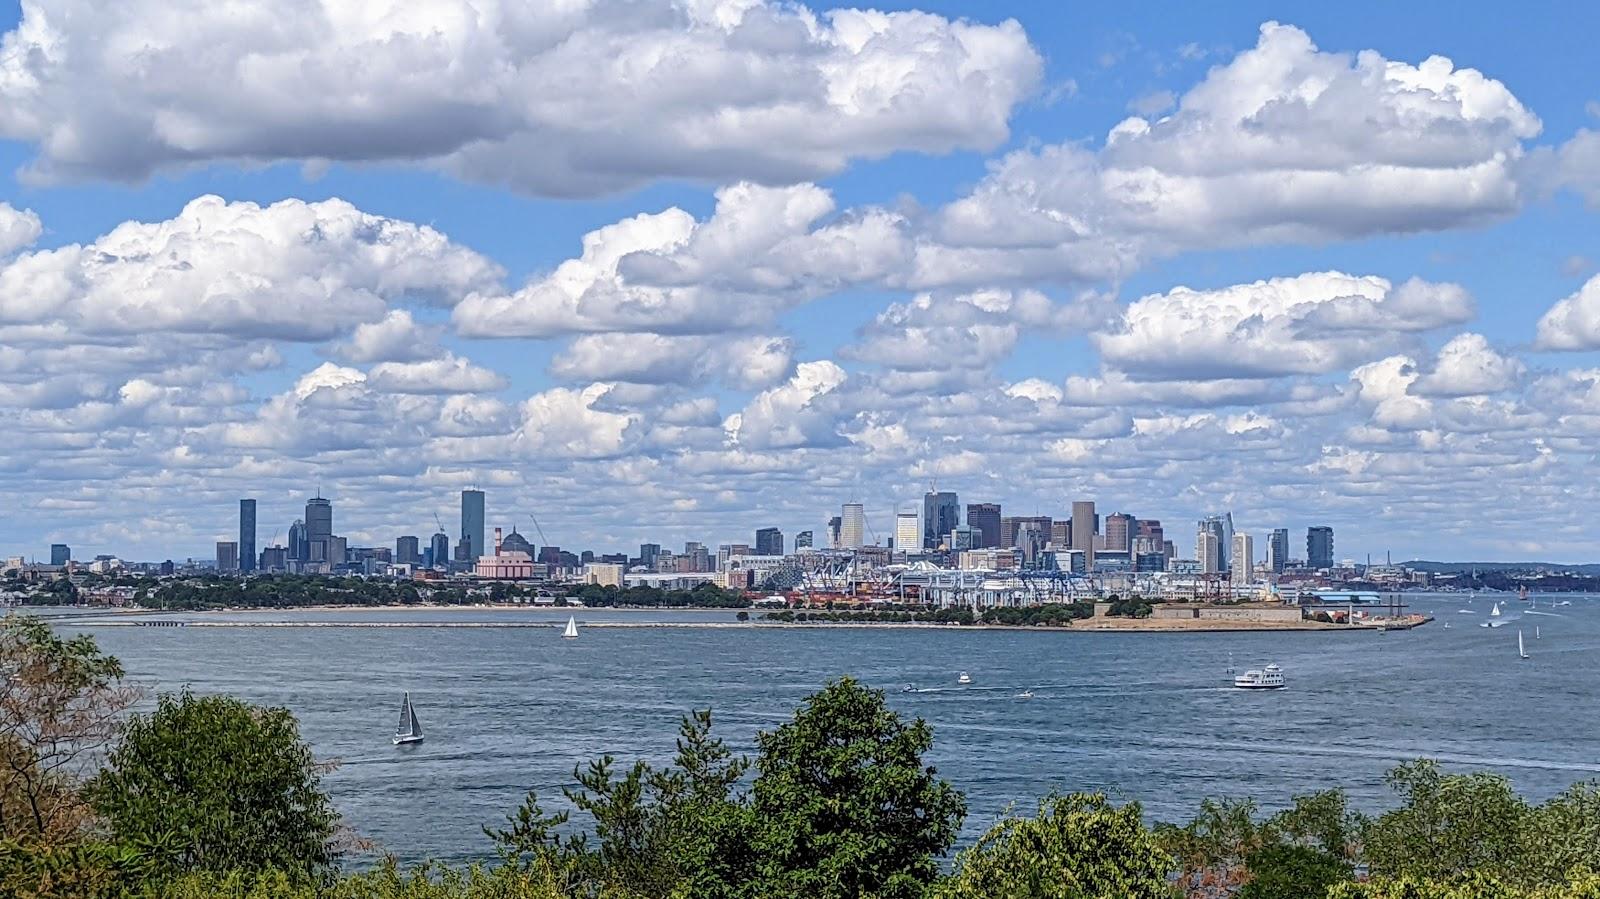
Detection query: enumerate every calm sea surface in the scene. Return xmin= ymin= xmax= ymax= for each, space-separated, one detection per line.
xmin=41 ymin=594 xmax=1600 ymax=864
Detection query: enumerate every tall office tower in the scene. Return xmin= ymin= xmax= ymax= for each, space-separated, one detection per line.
xmin=1223 ymin=512 xmax=1235 ymax=568
xmin=795 ymin=530 xmax=813 ymax=549
xmin=966 ymin=503 xmax=1001 ymax=549
xmin=287 ymin=519 xmax=307 ymax=562
xmin=1198 ymin=515 xmax=1228 ymax=571
xmin=998 ymin=516 xmax=1019 ymax=549
xmin=922 ymin=491 xmax=959 ymax=550
xmin=689 ymin=545 xmax=712 ymax=572
xmin=396 ymin=536 xmax=421 ymax=565
xmin=305 ymin=497 xmax=332 ymax=547
xmin=1307 ymin=526 xmax=1334 ymax=569
xmin=49 ymin=543 xmax=70 ymax=566
xmin=238 ymin=499 xmax=257 ymax=572
xmin=1231 ymin=534 xmax=1254 ymax=585
xmin=430 ymin=531 xmax=449 ymax=568
xmin=755 ymin=528 xmax=784 ymax=556
xmin=1071 ymin=501 xmax=1097 ymax=570
xmin=894 ymin=512 xmax=920 ymax=551
xmin=827 ymin=516 xmax=842 ymax=548
xmin=1136 ymin=519 xmax=1165 ymax=562
xmin=1014 ymin=520 xmax=1046 ymax=565
xmin=1050 ymin=521 xmax=1070 ymax=546
xmin=216 ymin=541 xmax=239 ymax=572
xmin=1267 ymin=528 xmax=1289 ymax=574
xmin=839 ymin=503 xmax=866 ymax=548
xmin=1104 ymin=513 xmax=1135 ymax=553
xmin=1196 ymin=529 xmax=1221 ymax=574
xmin=460 ymin=489 xmax=486 ymax=562
xmin=639 ymin=544 xmax=661 ymax=569
xmin=327 ymin=536 xmax=347 ymax=566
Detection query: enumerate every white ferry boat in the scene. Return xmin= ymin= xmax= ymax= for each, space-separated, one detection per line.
xmin=1233 ymin=663 xmax=1285 ymax=690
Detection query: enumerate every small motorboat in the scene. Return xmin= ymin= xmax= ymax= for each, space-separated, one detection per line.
xmin=1233 ymin=664 xmax=1285 ymax=690
xmin=901 ymin=684 xmax=916 ymax=693
xmin=1016 ymin=689 xmax=1034 ymax=700
xmin=957 ymin=671 xmax=972 ymax=685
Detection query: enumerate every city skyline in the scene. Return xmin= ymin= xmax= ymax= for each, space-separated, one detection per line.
xmin=3 ymin=4 xmax=1600 ymax=562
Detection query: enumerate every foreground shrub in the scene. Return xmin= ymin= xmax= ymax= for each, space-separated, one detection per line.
xmin=937 ymin=792 xmax=1170 ymax=899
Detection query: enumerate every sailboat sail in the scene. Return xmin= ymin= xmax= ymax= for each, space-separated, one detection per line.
xmin=1519 ymin=630 xmax=1529 ymax=660
xmin=395 ymin=692 xmax=423 ymax=743
xmin=563 ymin=615 xmax=578 ymax=639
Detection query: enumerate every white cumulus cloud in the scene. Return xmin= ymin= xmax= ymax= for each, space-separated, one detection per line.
xmin=0 ymin=0 xmax=1041 ymax=196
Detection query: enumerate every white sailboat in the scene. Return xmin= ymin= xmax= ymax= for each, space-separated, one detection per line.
xmin=562 ymin=615 xmax=579 ymax=639
xmin=1518 ymin=629 xmax=1529 ymax=661
xmin=1490 ymin=602 xmax=1502 ymax=618
xmin=393 ymin=692 xmax=424 ymax=745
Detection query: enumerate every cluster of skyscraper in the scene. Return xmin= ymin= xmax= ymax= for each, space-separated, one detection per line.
xmin=218 ymin=489 xmax=491 ymax=575
xmin=825 ymin=492 xmax=1336 ymax=580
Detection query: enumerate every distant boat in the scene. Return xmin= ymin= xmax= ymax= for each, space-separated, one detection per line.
xmin=1536 ymin=626 xmax=1541 ymax=640
xmin=393 ymin=692 xmax=424 ymax=746
xmin=1490 ymin=602 xmax=1502 ymax=618
xmin=562 ymin=616 xmax=578 ymax=639
xmin=1443 ymin=621 xmax=1451 ymax=629
xmin=1234 ymin=663 xmax=1285 ymax=690
xmin=1519 ymin=629 xmax=1529 ymax=661
xmin=1481 ymin=619 xmax=1508 ymax=629
xmin=901 ymin=683 xmax=916 ymax=693
xmin=1519 ymin=586 xmax=1530 ymax=601
xmin=957 ymin=671 xmax=972 ymax=685
xmin=1556 ymin=600 xmax=1573 ymax=607
xmin=1016 ymin=689 xmax=1034 ymax=700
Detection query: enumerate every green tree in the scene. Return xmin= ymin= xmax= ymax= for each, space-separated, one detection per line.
xmin=89 ymin=690 xmax=340 ymax=877
xmin=0 ymin=615 xmax=138 ymax=844
xmin=1235 ymin=844 xmax=1350 ymax=899
xmin=746 ymin=677 xmax=965 ymax=899
xmin=936 ymin=792 xmax=1172 ymax=899
xmin=1361 ymin=760 xmax=1529 ymax=883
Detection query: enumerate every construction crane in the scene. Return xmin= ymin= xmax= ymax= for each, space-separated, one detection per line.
xmin=433 ymin=513 xmax=446 ymax=535
xmin=525 ymin=513 xmax=550 ymax=547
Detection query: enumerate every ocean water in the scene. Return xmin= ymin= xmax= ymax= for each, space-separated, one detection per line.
xmin=51 ymin=594 xmax=1600 ymax=864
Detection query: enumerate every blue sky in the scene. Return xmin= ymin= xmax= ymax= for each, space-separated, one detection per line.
xmin=3 ymin=0 xmax=1600 ymax=563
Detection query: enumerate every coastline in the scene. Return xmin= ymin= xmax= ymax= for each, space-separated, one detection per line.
xmin=66 ymin=604 xmax=1422 ymax=633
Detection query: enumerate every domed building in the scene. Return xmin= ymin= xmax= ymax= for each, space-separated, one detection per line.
xmin=499 ymin=527 xmax=534 ymax=556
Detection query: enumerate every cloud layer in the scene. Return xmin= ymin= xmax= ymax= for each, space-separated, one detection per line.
xmin=0 ymin=0 xmax=1041 ymax=195
xmin=4 ymin=16 xmax=1600 ymax=564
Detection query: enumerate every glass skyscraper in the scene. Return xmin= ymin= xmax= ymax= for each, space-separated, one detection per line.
xmin=460 ymin=489 xmax=486 ymax=561
xmin=238 ymin=498 xmax=256 ymax=572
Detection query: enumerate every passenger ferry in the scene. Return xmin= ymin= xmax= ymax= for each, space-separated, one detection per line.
xmin=1233 ymin=663 xmax=1286 ymax=690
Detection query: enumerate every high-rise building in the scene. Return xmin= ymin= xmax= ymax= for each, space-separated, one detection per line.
xmin=327 ymin=536 xmax=347 ymax=566
xmin=216 ymin=541 xmax=239 ymax=572
xmin=238 ymin=499 xmax=257 ymax=573
xmin=966 ymin=503 xmax=1001 ymax=549
xmin=840 ymin=503 xmax=866 ymax=548
xmin=1000 ymin=515 xmax=1052 ymax=550
xmin=49 ymin=543 xmax=70 ymax=566
xmin=827 ymin=516 xmax=842 ymax=548
xmin=894 ymin=512 xmax=920 ymax=552
xmin=639 ymin=543 xmax=661 ymax=569
xmin=1104 ymin=513 xmax=1135 ymax=554
xmin=287 ymin=519 xmax=308 ymax=562
xmin=922 ymin=491 xmax=959 ymax=550
xmin=1231 ymin=534 xmax=1254 ymax=585
xmin=305 ymin=496 xmax=332 ymax=546
xmin=460 ymin=489 xmax=486 ymax=562
xmin=755 ymin=528 xmax=784 ymax=556
xmin=1307 ymin=526 xmax=1334 ymax=569
xmin=259 ymin=546 xmax=287 ymax=571
xmin=396 ymin=535 xmax=421 ymax=565
xmin=795 ymin=530 xmax=813 ymax=549
xmin=1071 ymin=501 xmax=1097 ymax=570
xmin=1198 ymin=515 xmax=1228 ymax=572
xmin=429 ymin=531 xmax=449 ymax=569
xmin=1267 ymin=528 xmax=1289 ymax=574
xmin=1196 ymin=529 xmax=1222 ymax=575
